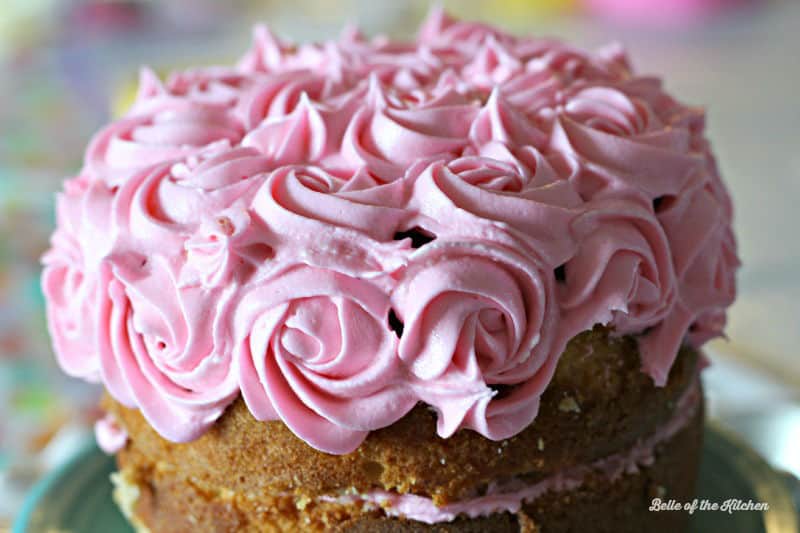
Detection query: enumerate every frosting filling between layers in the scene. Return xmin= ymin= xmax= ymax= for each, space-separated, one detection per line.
xmin=320 ymin=375 xmax=701 ymax=524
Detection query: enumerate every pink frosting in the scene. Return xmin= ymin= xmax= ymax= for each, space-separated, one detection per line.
xmin=95 ymin=414 xmax=129 ymax=454
xmin=43 ymin=8 xmax=737 ymax=453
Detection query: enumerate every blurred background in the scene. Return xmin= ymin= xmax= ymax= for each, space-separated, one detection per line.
xmin=1 ymin=0 xmax=798 ymax=526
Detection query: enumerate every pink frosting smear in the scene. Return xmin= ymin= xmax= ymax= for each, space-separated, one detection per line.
xmin=95 ymin=414 xmax=129 ymax=454
xmin=42 ymin=8 xmax=738 ymax=454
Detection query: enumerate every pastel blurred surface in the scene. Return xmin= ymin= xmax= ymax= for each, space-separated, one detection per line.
xmin=1 ymin=0 xmax=797 ymax=526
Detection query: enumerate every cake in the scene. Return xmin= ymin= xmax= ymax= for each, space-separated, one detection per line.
xmin=41 ymin=9 xmax=738 ymax=532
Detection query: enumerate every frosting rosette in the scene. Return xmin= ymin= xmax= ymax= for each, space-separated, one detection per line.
xmin=85 ymin=70 xmax=245 ymax=186
xmin=408 ymin=155 xmax=582 ymax=266
xmin=236 ymin=69 xmax=347 ymax=129
xmin=339 ymin=78 xmax=480 ymax=182
xmin=108 ymin=143 xmax=272 ymax=258
xmin=96 ymin=257 xmax=239 ymax=442
xmin=179 ymin=201 xmax=273 ymax=290
xmin=418 ymin=8 xmax=516 ymax=52
xmin=235 ymin=265 xmax=415 ymax=454
xmin=163 ymin=66 xmax=251 ymax=109
xmin=43 ymin=9 xmax=738 ymax=452
xmin=640 ymin=178 xmax=739 ymax=384
xmin=548 ymin=80 xmax=706 ymax=202
xmin=243 ymin=90 xmax=361 ymax=171
xmin=469 ymin=89 xmax=548 ymax=153
xmin=42 ymin=178 xmax=103 ymax=381
xmin=237 ymin=25 xmax=297 ymax=73
xmin=250 ymin=164 xmax=411 ymax=276
xmin=559 ymin=196 xmax=677 ymax=337
xmin=391 ymin=240 xmax=564 ymax=440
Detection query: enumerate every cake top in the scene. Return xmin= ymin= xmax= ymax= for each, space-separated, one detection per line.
xmin=42 ymin=9 xmax=738 ymax=454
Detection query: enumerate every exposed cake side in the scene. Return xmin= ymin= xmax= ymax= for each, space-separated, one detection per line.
xmin=107 ymin=331 xmax=704 ymax=531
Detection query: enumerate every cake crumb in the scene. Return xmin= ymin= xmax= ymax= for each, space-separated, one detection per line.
xmin=296 ymin=495 xmax=311 ymax=510
xmin=440 ymin=457 xmax=446 ymax=465
xmin=559 ymin=395 xmax=581 ymax=413
xmin=537 ymin=438 xmax=545 ymax=451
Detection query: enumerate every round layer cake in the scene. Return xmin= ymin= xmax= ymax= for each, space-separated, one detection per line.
xmin=42 ymin=9 xmax=738 ymax=533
